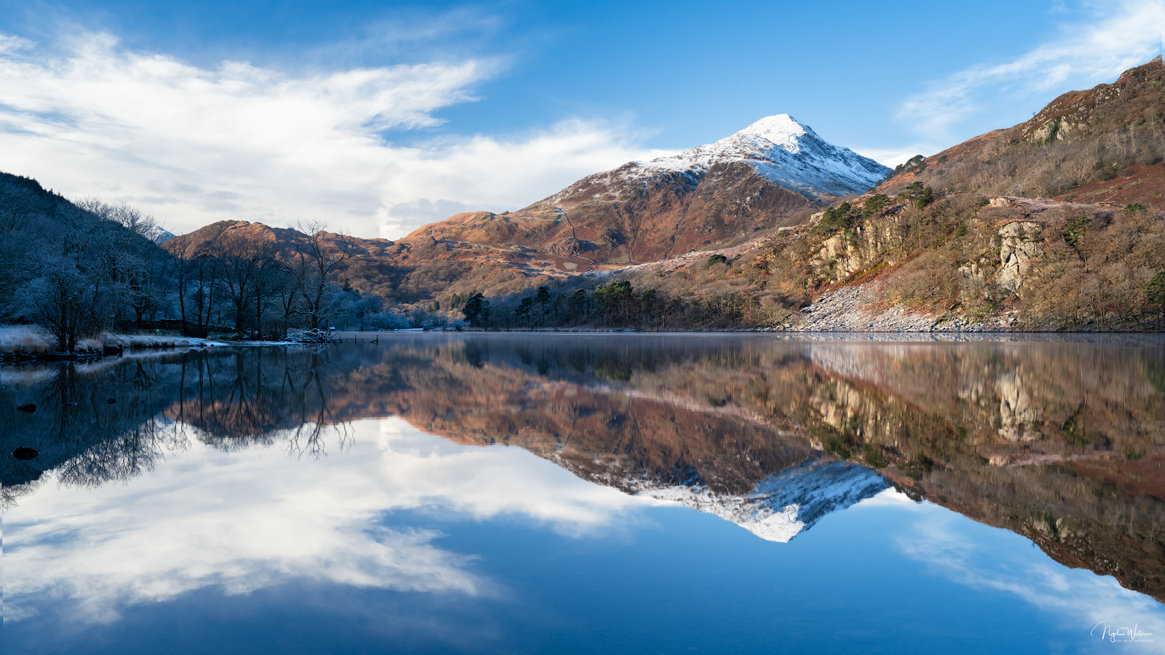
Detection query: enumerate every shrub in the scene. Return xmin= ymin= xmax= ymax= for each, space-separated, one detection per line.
xmin=1063 ymin=215 xmax=1089 ymax=249
xmin=862 ymin=443 xmax=888 ymax=468
xmin=864 ymin=194 xmax=889 ymax=216
xmin=1145 ymin=271 xmax=1165 ymax=305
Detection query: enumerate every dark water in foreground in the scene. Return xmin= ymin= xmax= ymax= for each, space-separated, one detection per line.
xmin=3 ymin=334 xmax=1164 ymax=654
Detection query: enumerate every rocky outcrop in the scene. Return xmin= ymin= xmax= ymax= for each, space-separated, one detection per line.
xmin=996 ymin=369 xmax=1042 ymax=442
xmin=995 ymin=222 xmax=1043 ymax=295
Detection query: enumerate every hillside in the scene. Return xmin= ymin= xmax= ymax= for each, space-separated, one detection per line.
xmin=0 ymin=172 xmax=171 ymax=342
xmin=882 ymin=57 xmax=1164 ymax=210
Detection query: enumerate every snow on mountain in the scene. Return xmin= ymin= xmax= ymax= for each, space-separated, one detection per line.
xmin=626 ymin=114 xmax=889 ymax=199
xmin=151 ymin=227 xmax=176 ymax=245
xmin=640 ymin=458 xmax=889 ymax=542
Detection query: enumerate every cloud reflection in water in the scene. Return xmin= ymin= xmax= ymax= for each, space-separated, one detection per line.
xmin=4 ymin=416 xmax=651 ymax=625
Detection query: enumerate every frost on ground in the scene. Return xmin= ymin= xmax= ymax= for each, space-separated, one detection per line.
xmin=0 ymin=326 xmax=231 ymax=354
xmin=0 ymin=326 xmax=56 ymax=353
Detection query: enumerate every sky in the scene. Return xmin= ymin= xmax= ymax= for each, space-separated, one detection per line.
xmin=0 ymin=0 xmax=1161 ymax=239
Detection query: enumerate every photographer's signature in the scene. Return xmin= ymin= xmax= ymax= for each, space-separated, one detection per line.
xmin=1092 ymin=622 xmax=1154 ymax=643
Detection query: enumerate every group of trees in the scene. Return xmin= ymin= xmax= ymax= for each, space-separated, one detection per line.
xmin=460 ymin=275 xmax=769 ymax=331
xmin=0 ymin=173 xmax=403 ymax=351
xmin=173 ymin=221 xmax=351 ymax=339
xmin=0 ymin=176 xmax=176 ymax=351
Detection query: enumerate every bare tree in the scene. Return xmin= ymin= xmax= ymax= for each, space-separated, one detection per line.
xmin=182 ymin=255 xmax=220 ymax=337
xmin=24 ymin=256 xmax=106 ymax=352
xmin=252 ymin=256 xmax=284 ymax=339
xmin=290 ymin=221 xmax=350 ymax=330
xmin=211 ymin=231 xmax=277 ymax=336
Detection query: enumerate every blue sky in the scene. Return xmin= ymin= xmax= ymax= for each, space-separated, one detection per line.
xmin=0 ymin=0 xmax=1160 ymax=238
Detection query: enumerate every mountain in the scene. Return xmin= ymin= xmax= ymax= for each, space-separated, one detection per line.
xmin=151 ymin=228 xmax=176 ymax=245
xmin=611 ymin=114 xmax=887 ymax=199
xmin=408 ymin=115 xmax=889 ymax=266
xmin=163 ymin=116 xmax=890 ymax=309
xmin=544 ymin=57 xmax=1165 ymax=332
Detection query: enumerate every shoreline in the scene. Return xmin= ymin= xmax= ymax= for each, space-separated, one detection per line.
xmin=5 ymin=326 xmax=1163 ymax=363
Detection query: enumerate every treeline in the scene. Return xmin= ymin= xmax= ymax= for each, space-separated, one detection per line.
xmin=0 ymin=173 xmax=438 ymax=352
xmin=455 ymin=273 xmax=782 ymax=331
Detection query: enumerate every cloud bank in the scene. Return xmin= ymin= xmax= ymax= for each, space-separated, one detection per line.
xmin=0 ymin=31 xmax=669 ymax=239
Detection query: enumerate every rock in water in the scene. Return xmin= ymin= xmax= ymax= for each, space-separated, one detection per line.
xmin=13 ymin=447 xmax=39 ymax=460
xmin=16 ymin=403 xmax=36 ymax=413
xmin=107 ymin=398 xmax=117 ymax=404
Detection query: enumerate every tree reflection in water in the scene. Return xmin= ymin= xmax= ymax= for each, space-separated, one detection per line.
xmin=3 ymin=335 xmax=1163 ymax=602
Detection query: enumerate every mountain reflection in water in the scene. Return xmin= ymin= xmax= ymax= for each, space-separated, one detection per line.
xmin=3 ymin=334 xmax=1164 ymax=606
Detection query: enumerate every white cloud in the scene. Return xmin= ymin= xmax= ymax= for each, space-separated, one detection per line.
xmin=850 ymin=146 xmax=928 ymax=168
xmin=898 ymin=506 xmax=1165 ymax=650
xmin=0 ymin=31 xmax=669 ymax=239
xmin=896 ymin=0 xmax=1161 ymax=146
xmin=3 ymin=416 xmax=652 ymax=625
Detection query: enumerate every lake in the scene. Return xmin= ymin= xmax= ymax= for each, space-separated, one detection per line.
xmin=3 ymin=333 xmax=1164 ymax=654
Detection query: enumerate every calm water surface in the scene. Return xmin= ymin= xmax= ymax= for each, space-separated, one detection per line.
xmin=3 ymin=334 xmax=1165 ymax=654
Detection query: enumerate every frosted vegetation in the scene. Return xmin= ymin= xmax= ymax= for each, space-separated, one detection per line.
xmin=0 ymin=173 xmax=432 ymax=354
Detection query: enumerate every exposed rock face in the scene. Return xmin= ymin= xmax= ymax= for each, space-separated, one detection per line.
xmin=996 ymin=222 xmax=1043 ymax=295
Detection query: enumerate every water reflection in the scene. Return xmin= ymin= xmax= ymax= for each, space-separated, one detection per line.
xmin=4 ymin=335 xmax=1164 ymax=609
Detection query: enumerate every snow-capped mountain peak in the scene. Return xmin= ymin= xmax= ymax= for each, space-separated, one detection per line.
xmin=627 ymin=115 xmax=889 ymax=199
xmin=639 ymin=458 xmax=889 ymax=543
xmin=734 ymin=114 xmax=811 ymax=153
